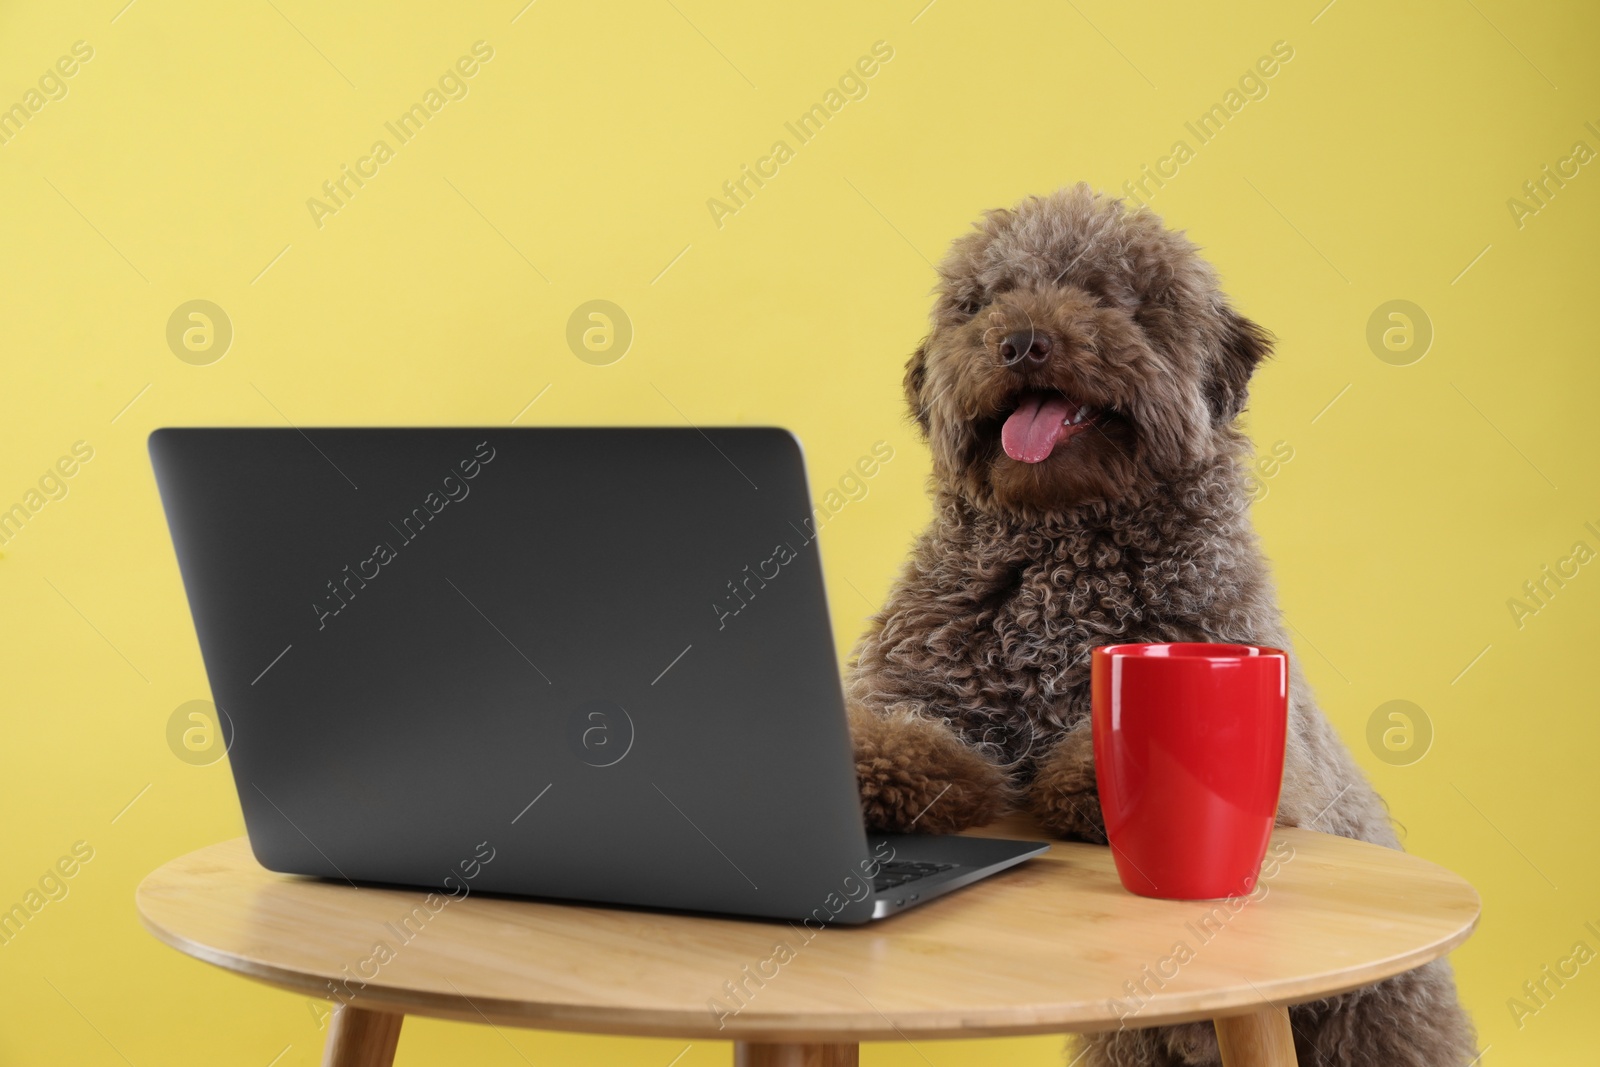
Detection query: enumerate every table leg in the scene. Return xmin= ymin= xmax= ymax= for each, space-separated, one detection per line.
xmin=322 ymin=1005 xmax=404 ymax=1067
xmin=734 ymin=1043 xmax=859 ymax=1067
xmin=1214 ymin=1004 xmax=1296 ymax=1067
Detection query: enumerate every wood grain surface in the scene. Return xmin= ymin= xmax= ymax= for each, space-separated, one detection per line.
xmin=136 ymin=820 xmax=1478 ymax=1043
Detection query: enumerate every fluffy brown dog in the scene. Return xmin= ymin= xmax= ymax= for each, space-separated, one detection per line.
xmin=846 ymin=185 xmax=1476 ymax=1066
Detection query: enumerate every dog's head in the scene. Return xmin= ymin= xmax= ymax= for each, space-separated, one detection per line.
xmin=904 ymin=185 xmax=1272 ymax=515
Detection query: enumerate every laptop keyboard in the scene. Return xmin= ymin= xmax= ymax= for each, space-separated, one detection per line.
xmin=872 ymin=861 xmax=957 ymax=892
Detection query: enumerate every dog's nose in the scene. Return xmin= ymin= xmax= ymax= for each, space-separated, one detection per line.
xmin=999 ymin=329 xmax=1052 ymax=366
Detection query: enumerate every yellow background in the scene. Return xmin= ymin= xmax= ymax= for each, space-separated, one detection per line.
xmin=2 ymin=0 xmax=1596 ymax=1063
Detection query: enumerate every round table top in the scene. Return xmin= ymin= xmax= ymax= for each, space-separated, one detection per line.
xmin=136 ymin=819 xmax=1479 ymax=1042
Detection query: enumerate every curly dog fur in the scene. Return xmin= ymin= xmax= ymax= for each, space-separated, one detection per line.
xmin=846 ymin=185 xmax=1475 ymax=1065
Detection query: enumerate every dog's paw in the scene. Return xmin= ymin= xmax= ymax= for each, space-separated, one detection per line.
xmin=851 ymin=707 xmax=1011 ymax=834
xmin=1027 ymin=726 xmax=1108 ymax=843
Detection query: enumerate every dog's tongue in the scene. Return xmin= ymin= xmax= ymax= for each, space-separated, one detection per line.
xmin=1002 ymin=393 xmax=1073 ymax=463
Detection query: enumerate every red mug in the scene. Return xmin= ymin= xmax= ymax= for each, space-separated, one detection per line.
xmin=1091 ymin=642 xmax=1288 ymax=900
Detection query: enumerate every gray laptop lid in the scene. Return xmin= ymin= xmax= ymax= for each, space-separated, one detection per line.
xmin=150 ymin=427 xmax=878 ymax=923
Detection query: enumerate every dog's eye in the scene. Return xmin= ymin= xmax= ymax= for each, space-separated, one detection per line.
xmin=955 ymin=296 xmax=984 ymax=317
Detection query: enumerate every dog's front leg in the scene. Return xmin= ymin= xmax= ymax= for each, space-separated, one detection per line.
xmin=1026 ymin=723 xmax=1108 ymax=843
xmin=849 ymin=703 xmax=1012 ymax=834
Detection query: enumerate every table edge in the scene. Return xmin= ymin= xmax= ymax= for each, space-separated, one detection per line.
xmin=135 ymin=834 xmax=1482 ymax=1043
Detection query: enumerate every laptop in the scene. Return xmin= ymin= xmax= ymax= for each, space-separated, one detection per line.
xmin=149 ymin=427 xmax=1046 ymax=924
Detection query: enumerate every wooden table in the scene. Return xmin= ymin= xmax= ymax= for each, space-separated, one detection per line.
xmin=136 ymin=817 xmax=1478 ymax=1067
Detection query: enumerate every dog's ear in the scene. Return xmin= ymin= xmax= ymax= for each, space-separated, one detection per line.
xmin=1207 ymin=308 xmax=1273 ymax=422
xmin=904 ymin=340 xmax=930 ymax=435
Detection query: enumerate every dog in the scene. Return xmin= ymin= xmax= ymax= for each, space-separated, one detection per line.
xmin=845 ymin=185 xmax=1476 ymax=1066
